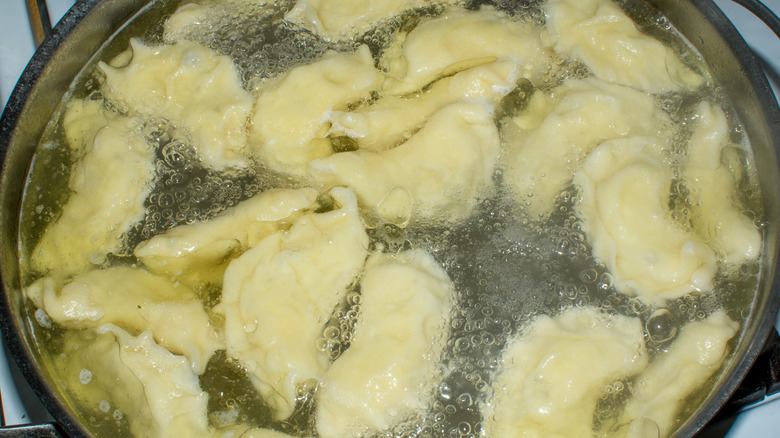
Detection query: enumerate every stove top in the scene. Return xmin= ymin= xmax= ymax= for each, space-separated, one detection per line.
xmin=0 ymin=0 xmax=779 ymax=436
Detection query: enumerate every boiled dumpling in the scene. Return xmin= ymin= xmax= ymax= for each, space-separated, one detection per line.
xmin=316 ymin=249 xmax=454 ymax=438
xmin=381 ymin=6 xmax=550 ymax=95
xmin=481 ymin=307 xmax=648 ymax=438
xmin=30 ymin=116 xmax=155 ymax=277
xmin=309 ymin=100 xmax=500 ymax=225
xmin=503 ymin=77 xmax=673 ymax=218
xmin=573 ymin=136 xmax=717 ymax=301
xmin=216 ymin=187 xmax=369 ymax=420
xmin=616 ymin=310 xmax=738 ymax=437
xmin=99 ymin=325 xmax=211 ymax=438
xmin=543 ymin=0 xmax=702 ymax=93
xmin=684 ymin=102 xmax=761 ymax=266
xmin=53 ymin=329 xmax=154 ymax=436
xmin=28 ymin=266 xmax=221 ymax=374
xmin=285 ymin=0 xmax=431 ymax=41
xmin=100 ymin=39 xmax=254 ymax=169
xmin=249 ymin=45 xmax=381 ymax=176
xmin=135 ymin=187 xmax=318 ymax=281
xmin=60 ymin=98 xmax=112 ymax=158
xmin=328 ymin=59 xmax=520 ymax=152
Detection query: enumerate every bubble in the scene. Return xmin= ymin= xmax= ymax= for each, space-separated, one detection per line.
xmin=646 ymin=309 xmax=677 ymax=343
xmin=79 ymin=368 xmax=93 ymax=385
xmin=456 ymin=393 xmax=473 ymax=407
xmin=35 ymin=308 xmax=53 ymax=328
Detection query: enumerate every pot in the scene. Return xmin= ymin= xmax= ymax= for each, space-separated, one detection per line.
xmin=0 ymin=1 xmax=779 ymax=437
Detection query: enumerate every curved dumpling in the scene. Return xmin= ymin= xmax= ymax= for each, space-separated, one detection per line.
xmin=543 ymin=0 xmax=702 ymax=93
xmin=29 ymin=266 xmax=222 ymax=374
xmin=328 ymin=59 xmax=521 ymax=152
xmin=285 ymin=0 xmax=431 ymax=41
xmin=616 ymin=311 xmax=738 ymax=437
xmin=503 ymin=77 xmax=673 ymax=219
xmin=684 ymin=102 xmax=761 ymax=266
xmin=54 ymin=329 xmax=155 ymax=436
xmin=135 ymin=188 xmax=318 ymax=281
xmin=316 ymin=249 xmax=454 ymax=438
xmin=573 ymin=136 xmax=717 ymax=301
xmin=98 ymin=325 xmax=211 ymax=438
xmin=31 ymin=116 xmax=156 ymax=277
xmin=60 ymin=98 xmax=112 ymax=159
xmin=217 ymin=187 xmax=369 ymax=419
xmin=309 ymin=100 xmax=500 ymax=225
xmin=101 ymin=39 xmax=254 ymax=169
xmin=481 ymin=307 xmax=648 ymax=438
xmin=381 ymin=6 xmax=550 ymax=95
xmin=249 ymin=45 xmax=382 ymax=176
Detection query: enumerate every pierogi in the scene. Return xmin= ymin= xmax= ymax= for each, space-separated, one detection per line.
xmin=316 ymin=249 xmax=454 ymax=438
xmin=544 ymin=0 xmax=703 ymax=92
xmin=27 ymin=266 xmax=222 ymax=374
xmin=618 ymin=311 xmax=738 ymax=437
xmin=100 ymin=39 xmax=254 ymax=169
xmin=380 ymin=6 xmax=551 ymax=95
xmin=98 ymin=325 xmax=211 ymax=438
xmin=503 ymin=77 xmax=673 ymax=218
xmin=285 ymin=0 xmax=437 ymax=41
xmin=309 ymin=100 xmax=500 ymax=224
xmin=481 ymin=307 xmax=648 ymax=438
xmin=327 ymin=59 xmax=521 ymax=152
xmin=135 ymin=187 xmax=318 ymax=282
xmin=31 ymin=115 xmax=156 ymax=277
xmin=683 ymin=102 xmax=761 ymax=266
xmin=249 ymin=46 xmax=381 ymax=176
xmin=216 ymin=187 xmax=369 ymax=420
xmin=573 ymin=136 xmax=718 ymax=301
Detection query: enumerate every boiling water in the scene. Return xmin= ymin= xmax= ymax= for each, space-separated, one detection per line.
xmin=17 ymin=0 xmax=764 ymax=437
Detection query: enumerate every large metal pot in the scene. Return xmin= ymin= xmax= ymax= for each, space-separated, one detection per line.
xmin=1 ymin=0 xmax=779 ymax=437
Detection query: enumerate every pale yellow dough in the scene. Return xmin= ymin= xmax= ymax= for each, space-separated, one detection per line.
xmin=285 ymin=0 xmax=434 ymax=41
xmin=101 ymin=39 xmax=254 ymax=169
xmin=217 ymin=187 xmax=368 ymax=420
xmin=573 ymin=136 xmax=717 ymax=301
xmin=617 ymin=311 xmax=738 ymax=437
xmin=544 ymin=0 xmax=702 ymax=92
xmin=309 ymin=100 xmax=500 ymax=224
xmin=381 ymin=6 xmax=550 ymax=95
xmin=328 ymin=59 xmax=520 ymax=151
xmin=503 ymin=77 xmax=672 ymax=218
xmin=99 ymin=325 xmax=211 ymax=438
xmin=684 ymin=102 xmax=761 ymax=266
xmin=481 ymin=307 xmax=648 ymax=438
xmin=54 ymin=330 xmax=154 ymax=437
xmin=31 ymin=116 xmax=155 ymax=277
xmin=29 ymin=266 xmax=221 ymax=374
xmin=61 ymin=98 xmax=111 ymax=158
xmin=250 ymin=45 xmax=381 ymax=176
xmin=316 ymin=249 xmax=453 ymax=438
xmin=135 ymin=187 xmax=318 ymax=280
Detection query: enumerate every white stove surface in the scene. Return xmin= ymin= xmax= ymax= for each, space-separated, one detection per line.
xmin=0 ymin=0 xmax=779 ymax=435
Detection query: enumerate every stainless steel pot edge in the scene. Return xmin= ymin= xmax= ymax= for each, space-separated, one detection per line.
xmin=0 ymin=1 xmax=155 ymax=437
xmin=651 ymin=0 xmax=780 ymax=437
